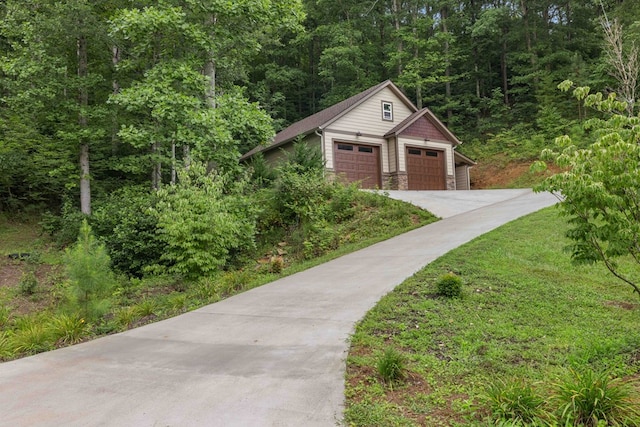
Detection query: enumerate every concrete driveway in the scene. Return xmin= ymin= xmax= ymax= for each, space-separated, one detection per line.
xmin=0 ymin=190 xmax=557 ymax=426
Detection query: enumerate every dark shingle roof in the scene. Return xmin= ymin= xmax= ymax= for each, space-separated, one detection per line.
xmin=242 ymin=80 xmax=400 ymax=160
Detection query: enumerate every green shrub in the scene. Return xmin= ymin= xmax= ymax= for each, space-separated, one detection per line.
xmin=247 ymin=153 xmax=276 ymax=188
xmin=281 ymin=139 xmax=324 ymax=174
xmin=49 ymin=313 xmax=88 ymax=345
xmin=219 ymin=269 xmax=254 ymax=295
xmin=302 ymin=220 xmax=341 ymax=259
xmin=275 ymin=167 xmax=330 ymax=224
xmin=153 ymin=164 xmax=258 ymax=280
xmin=18 ymin=271 xmax=38 ymax=295
xmin=436 ymin=272 xmax=463 ymax=298
xmin=92 ymin=186 xmax=164 ymax=277
xmin=377 ymin=347 xmax=406 ymax=385
xmin=40 ymin=199 xmax=86 ymax=247
xmin=64 ymin=220 xmax=116 ymax=321
xmin=484 ymin=378 xmax=549 ymax=425
xmin=552 ymin=368 xmax=640 ymax=426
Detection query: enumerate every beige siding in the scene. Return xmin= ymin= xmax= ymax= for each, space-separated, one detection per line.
xmin=323 ymin=131 xmax=388 ymax=173
xmin=455 ymin=165 xmax=470 ymax=190
xmin=264 ymin=134 xmax=321 ymax=166
xmin=328 ymin=87 xmax=414 ymax=136
xmin=388 ymin=137 xmax=397 ymax=173
xmin=397 ymin=137 xmax=454 ymax=175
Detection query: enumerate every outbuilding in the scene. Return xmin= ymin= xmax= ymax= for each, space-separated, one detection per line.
xmin=242 ymin=80 xmax=475 ymax=190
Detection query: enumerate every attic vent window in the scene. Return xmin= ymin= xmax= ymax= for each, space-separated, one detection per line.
xmin=382 ymin=101 xmax=393 ymax=121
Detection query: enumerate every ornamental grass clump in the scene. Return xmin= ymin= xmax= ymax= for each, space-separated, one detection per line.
xmin=436 ymin=272 xmax=463 ymax=298
xmin=377 ymin=347 xmax=406 ymax=386
xmin=552 ymin=368 xmax=640 ymax=426
xmin=484 ymin=378 xmax=549 ymax=425
xmin=49 ymin=313 xmax=88 ymax=345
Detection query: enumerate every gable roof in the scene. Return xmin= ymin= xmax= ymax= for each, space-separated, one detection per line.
xmin=384 ymin=107 xmax=462 ymax=145
xmin=242 ymin=80 xmax=416 ymax=160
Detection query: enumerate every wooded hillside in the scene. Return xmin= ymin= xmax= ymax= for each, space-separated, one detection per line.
xmin=1 ymin=0 xmax=639 ymax=212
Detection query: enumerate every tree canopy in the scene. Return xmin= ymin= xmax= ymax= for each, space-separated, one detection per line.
xmin=1 ymin=0 xmax=639 ymax=213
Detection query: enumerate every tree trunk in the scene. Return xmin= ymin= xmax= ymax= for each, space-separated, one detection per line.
xmin=501 ymin=37 xmax=509 ymax=105
xmin=392 ymin=0 xmax=403 ymax=75
xmin=441 ymin=6 xmax=452 ymax=123
xmin=204 ymin=14 xmax=217 ymax=109
xmin=152 ymin=141 xmax=161 ymax=190
xmin=78 ymin=34 xmax=91 ymax=215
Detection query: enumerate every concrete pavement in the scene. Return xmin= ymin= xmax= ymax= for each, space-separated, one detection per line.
xmin=0 ymin=190 xmax=558 ymax=426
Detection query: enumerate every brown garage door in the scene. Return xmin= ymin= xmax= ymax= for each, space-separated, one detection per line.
xmin=406 ymin=147 xmax=446 ymax=190
xmin=334 ymin=142 xmax=381 ymax=189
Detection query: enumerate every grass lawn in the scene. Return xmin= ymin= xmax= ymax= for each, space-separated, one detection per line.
xmin=344 ymin=207 xmax=640 ymax=426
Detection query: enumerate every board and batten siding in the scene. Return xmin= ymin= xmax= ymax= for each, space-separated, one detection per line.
xmin=328 ymin=87 xmax=414 ymax=136
xmin=397 ymin=137 xmax=454 ymax=176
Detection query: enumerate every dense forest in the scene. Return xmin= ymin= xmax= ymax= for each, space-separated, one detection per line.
xmin=1 ymin=0 xmax=639 ymax=213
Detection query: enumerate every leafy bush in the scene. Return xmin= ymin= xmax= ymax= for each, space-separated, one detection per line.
xmin=484 ymin=379 xmax=549 ymax=425
xmin=436 ymin=272 xmax=463 ymax=298
xmin=18 ymin=271 xmax=38 ymax=295
xmin=377 ymin=347 xmax=406 ymax=385
xmin=49 ymin=313 xmax=88 ymax=345
xmin=64 ymin=220 xmax=116 ymax=320
xmin=281 ymin=139 xmax=324 ymax=174
xmin=247 ymin=153 xmax=276 ymax=188
xmin=40 ymin=199 xmax=86 ymax=247
xmin=92 ymin=186 xmax=164 ymax=277
xmin=153 ymin=164 xmax=258 ymax=280
xmin=552 ymin=368 xmax=640 ymax=426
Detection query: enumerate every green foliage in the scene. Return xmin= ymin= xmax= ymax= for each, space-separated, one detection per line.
xmin=11 ymin=317 xmax=53 ymax=355
xmin=49 ymin=313 xmax=88 ymax=345
xmin=436 ymin=272 xmax=463 ymax=298
xmin=536 ymin=84 xmax=640 ymax=296
xmin=91 ymin=186 xmax=164 ymax=277
xmin=18 ymin=271 xmax=38 ymax=296
xmin=280 ymin=139 xmax=324 ymax=175
xmin=153 ymin=163 xmax=258 ymax=280
xmin=40 ymin=200 xmax=87 ymax=247
xmin=552 ymin=369 xmax=640 ymax=427
xmin=484 ymin=379 xmax=548 ymax=425
xmin=0 ymin=331 xmax=13 ymax=360
xmin=377 ymin=347 xmax=406 ymax=385
xmin=247 ymin=153 xmax=277 ymax=188
xmin=64 ymin=220 xmax=116 ymax=320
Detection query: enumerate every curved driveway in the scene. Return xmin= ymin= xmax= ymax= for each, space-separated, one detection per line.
xmin=0 ymin=190 xmax=557 ymax=427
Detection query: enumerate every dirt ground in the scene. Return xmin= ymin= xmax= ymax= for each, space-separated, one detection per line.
xmin=470 ymin=158 xmax=561 ymax=189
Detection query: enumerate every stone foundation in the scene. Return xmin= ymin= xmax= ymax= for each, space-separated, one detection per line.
xmin=383 ymin=172 xmax=408 ymax=190
xmin=446 ymin=175 xmax=455 ymax=190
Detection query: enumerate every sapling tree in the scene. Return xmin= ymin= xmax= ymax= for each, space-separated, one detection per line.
xmin=64 ymin=220 xmax=116 ymax=320
xmin=534 ymin=81 xmax=640 ymax=296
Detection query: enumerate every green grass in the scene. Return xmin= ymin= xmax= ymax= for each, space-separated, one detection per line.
xmin=344 ymin=207 xmax=640 ymax=426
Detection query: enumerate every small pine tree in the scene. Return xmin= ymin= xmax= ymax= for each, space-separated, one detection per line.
xmin=64 ymin=219 xmax=115 ymax=320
